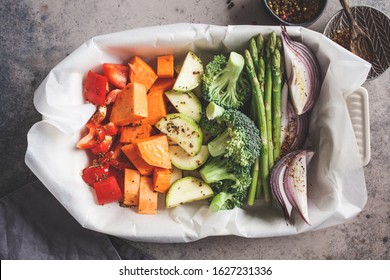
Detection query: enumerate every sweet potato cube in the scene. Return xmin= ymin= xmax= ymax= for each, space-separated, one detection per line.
xmin=121 ymin=144 xmax=154 ymax=176
xmin=128 ymin=56 xmax=158 ymax=91
xmin=153 ymin=167 xmax=172 ymax=193
xmin=150 ymin=78 xmax=176 ymax=92
xmin=123 ymin=169 xmax=141 ymax=206
xmin=133 ymin=134 xmax=171 ymax=169
xmin=110 ymin=83 xmax=148 ymax=126
xmin=138 ymin=176 xmax=158 ymax=214
xmin=137 ymin=89 xmax=168 ymax=125
xmin=157 ymin=55 xmax=174 ymax=78
xmin=120 ymin=124 xmax=153 ymax=143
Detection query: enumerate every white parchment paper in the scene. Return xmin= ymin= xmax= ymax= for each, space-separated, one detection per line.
xmin=25 ymin=24 xmax=370 ymax=242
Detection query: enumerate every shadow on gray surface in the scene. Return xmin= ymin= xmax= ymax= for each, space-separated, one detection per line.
xmin=0 ymin=180 xmax=152 ymax=260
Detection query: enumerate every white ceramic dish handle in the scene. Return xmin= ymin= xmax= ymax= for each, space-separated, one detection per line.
xmin=345 ymin=86 xmax=371 ymax=166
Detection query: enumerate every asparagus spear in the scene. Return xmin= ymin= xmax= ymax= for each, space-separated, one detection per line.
xmin=256 ymin=35 xmax=265 ymax=83
xmin=248 ymin=36 xmax=260 ymax=201
xmin=248 ymin=158 xmax=259 ymax=206
xmin=272 ymin=48 xmax=282 ymax=161
xmin=249 ymin=37 xmax=259 ymax=74
xmin=276 ymin=35 xmax=285 ymax=81
xmin=249 ymin=34 xmax=266 ymax=201
xmin=256 ymin=35 xmax=264 ymax=70
xmin=265 ymin=32 xmax=276 ymax=169
xmin=256 ymin=36 xmax=266 ymax=199
xmin=258 ymin=56 xmax=265 ymax=94
xmin=249 ymin=37 xmax=260 ymax=127
xmin=245 ymin=49 xmax=271 ymax=207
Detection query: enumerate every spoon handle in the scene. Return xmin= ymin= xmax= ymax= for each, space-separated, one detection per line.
xmin=339 ymin=0 xmax=357 ymax=27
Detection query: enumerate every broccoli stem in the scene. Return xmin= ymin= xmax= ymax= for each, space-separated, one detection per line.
xmin=272 ymin=48 xmax=282 ymax=161
xmin=219 ymin=52 xmax=245 ymax=101
xmin=205 ymin=52 xmax=247 ymax=109
xmin=207 ymin=129 xmax=230 ymax=157
xmin=265 ymin=32 xmax=276 ymax=170
xmin=199 ymin=156 xmax=241 ymax=187
xmin=244 ymin=49 xmax=272 ymax=207
xmin=205 ymin=102 xmax=230 ymax=157
xmin=206 ymin=101 xmax=225 ymax=120
xmin=209 ymin=192 xmax=233 ymax=212
xmin=228 ymin=51 xmax=245 ymax=71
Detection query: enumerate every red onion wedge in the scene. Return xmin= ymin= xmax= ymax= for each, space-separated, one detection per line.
xmin=280 ymin=82 xmax=289 ymax=148
xmin=281 ymin=26 xmax=321 ymax=115
xmin=280 ymin=100 xmax=309 ymax=156
xmin=270 ymin=150 xmax=300 ymax=223
xmin=270 ymin=149 xmax=314 ymax=225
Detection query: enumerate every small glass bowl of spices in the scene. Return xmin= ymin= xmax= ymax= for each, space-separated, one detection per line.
xmin=262 ymin=0 xmax=328 ymax=26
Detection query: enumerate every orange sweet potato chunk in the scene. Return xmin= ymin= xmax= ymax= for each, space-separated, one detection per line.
xmin=157 ymin=55 xmax=174 ymax=78
xmin=121 ymin=144 xmax=154 ymax=176
xmin=128 ymin=56 xmax=158 ymax=91
xmin=153 ymin=167 xmax=172 ymax=193
xmin=138 ymin=176 xmax=158 ymax=214
xmin=110 ymin=83 xmax=148 ymax=126
xmin=123 ymin=169 xmax=141 ymax=206
xmin=137 ymin=89 xmax=168 ymax=125
xmin=133 ymin=134 xmax=171 ymax=169
xmin=120 ymin=124 xmax=154 ymax=143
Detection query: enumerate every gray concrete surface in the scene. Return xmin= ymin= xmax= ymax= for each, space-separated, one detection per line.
xmin=0 ymin=0 xmax=389 ymax=259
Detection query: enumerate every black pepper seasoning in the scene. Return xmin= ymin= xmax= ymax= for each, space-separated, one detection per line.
xmin=267 ymin=0 xmax=321 ymax=24
xmin=331 ymin=29 xmax=351 ymax=51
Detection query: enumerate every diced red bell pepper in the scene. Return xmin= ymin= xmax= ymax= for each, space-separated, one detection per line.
xmin=102 ymin=122 xmax=119 ymax=136
xmin=95 ymin=126 xmax=106 ymax=142
xmin=108 ymin=166 xmax=125 ymax=194
xmin=76 ymin=122 xmax=98 ymax=149
xmin=96 ymin=150 xmax=116 ymax=164
xmin=91 ymin=135 xmax=113 ymax=155
xmin=103 ymin=63 xmax=129 ymax=89
xmin=76 ymin=120 xmax=108 ymax=151
xmin=105 ymin=89 xmax=120 ymax=105
xmin=81 ymin=163 xmax=110 ymax=187
xmin=94 ymin=176 xmax=123 ymax=205
xmin=90 ymin=106 xmax=107 ymax=124
xmin=84 ymin=70 xmax=109 ymax=106
xmin=96 ymin=146 xmax=132 ymax=170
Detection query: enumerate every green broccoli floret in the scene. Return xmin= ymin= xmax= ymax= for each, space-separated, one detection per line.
xmin=202 ymin=52 xmax=250 ymax=110
xmin=199 ymin=111 xmax=226 ymax=137
xmin=206 ymin=102 xmax=262 ymax=167
xmin=199 ymin=156 xmax=252 ymax=211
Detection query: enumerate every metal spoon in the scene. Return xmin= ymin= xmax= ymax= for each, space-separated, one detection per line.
xmin=339 ymin=0 xmax=374 ymax=63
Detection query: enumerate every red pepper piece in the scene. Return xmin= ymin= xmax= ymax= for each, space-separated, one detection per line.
xmin=84 ymin=70 xmax=109 ymax=106
xmin=76 ymin=122 xmax=98 ymax=149
xmin=102 ymin=122 xmax=119 ymax=136
xmin=94 ymin=176 xmax=123 ymax=205
xmin=81 ymin=163 xmax=110 ymax=187
xmin=90 ymin=106 xmax=107 ymax=124
xmin=103 ymin=63 xmax=129 ymax=89
xmin=105 ymin=89 xmax=120 ymax=105
xmin=91 ymin=135 xmax=113 ymax=155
